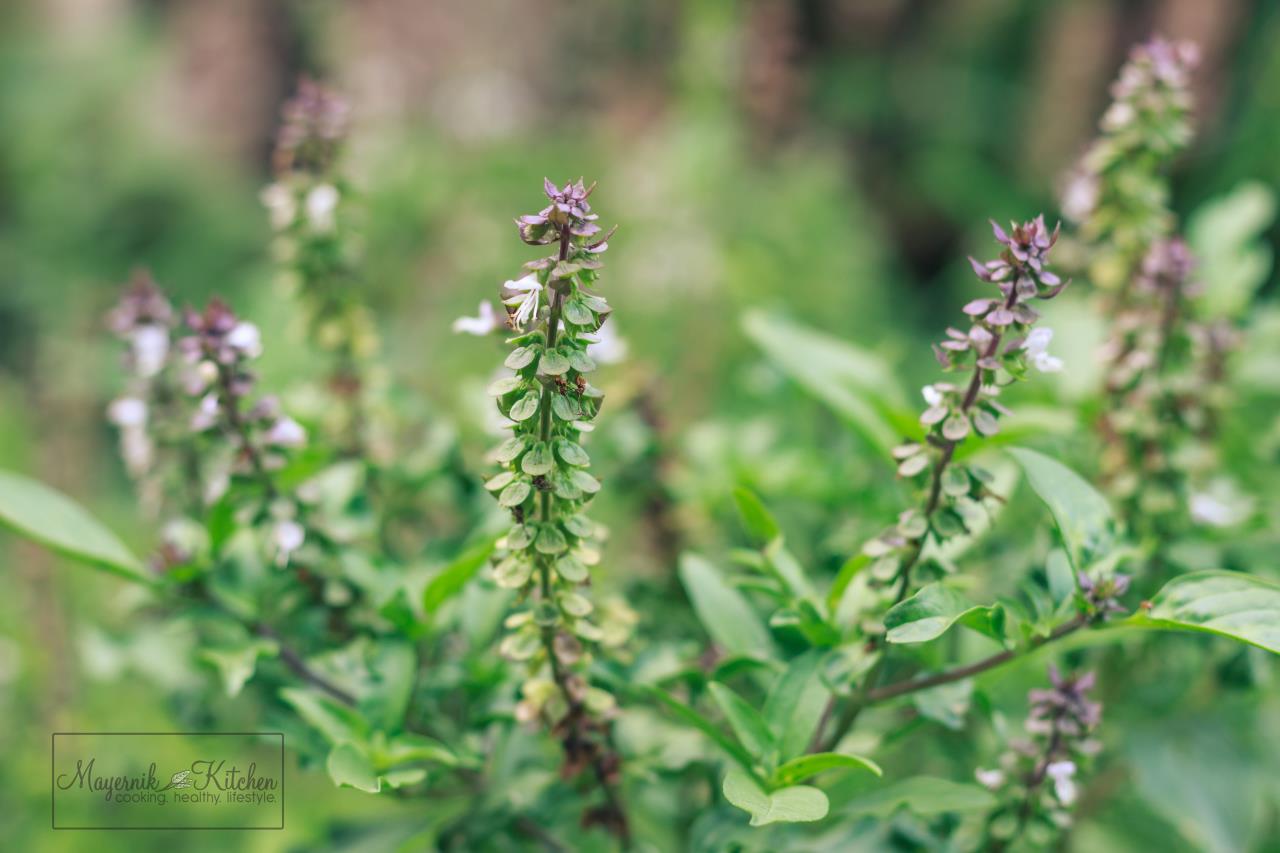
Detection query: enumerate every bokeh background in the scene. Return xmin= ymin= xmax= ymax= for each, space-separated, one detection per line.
xmin=2 ymin=0 xmax=1279 ymax=850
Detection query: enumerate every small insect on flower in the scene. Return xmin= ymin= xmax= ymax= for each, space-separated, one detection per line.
xmin=501 ymin=274 xmax=544 ymax=331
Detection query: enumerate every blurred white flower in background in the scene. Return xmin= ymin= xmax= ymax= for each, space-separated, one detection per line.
xmin=260 ymin=183 xmax=296 ymax=230
xmin=452 ymin=300 xmax=499 ymax=336
xmin=1023 ymin=327 xmax=1064 ymax=373
xmin=305 ymin=184 xmax=340 ymax=232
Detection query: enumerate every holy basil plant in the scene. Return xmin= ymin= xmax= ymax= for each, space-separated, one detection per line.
xmin=0 ymin=40 xmax=1276 ymax=852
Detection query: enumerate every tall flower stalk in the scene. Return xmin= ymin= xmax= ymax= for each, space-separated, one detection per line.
xmin=1065 ymin=37 xmax=1215 ymax=545
xmin=261 ymin=78 xmax=379 ymax=454
xmin=485 ymin=178 xmax=628 ymax=842
xmin=816 ymin=216 xmax=1068 ymax=752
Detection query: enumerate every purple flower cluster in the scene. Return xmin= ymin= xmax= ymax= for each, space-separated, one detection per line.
xmin=272 ymin=77 xmax=351 ymax=176
xmin=517 ymin=178 xmax=611 ymax=247
xmin=1027 ymin=667 xmax=1103 ymax=740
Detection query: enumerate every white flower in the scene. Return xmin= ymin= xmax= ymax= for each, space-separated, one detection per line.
xmin=1046 ymin=760 xmax=1077 ymax=806
xmin=1022 ymin=327 xmax=1064 ymax=373
xmin=107 ymin=397 xmax=148 ymax=428
xmin=305 ymin=184 xmax=340 ymax=232
xmin=265 ymin=416 xmax=307 ymax=448
xmin=191 ymin=393 xmax=220 ymax=431
xmin=131 ymin=325 xmax=169 ymax=378
xmin=1061 ymin=170 xmax=1099 ymax=223
xmin=585 ymin=321 xmax=628 ymax=365
xmin=1189 ymin=480 xmax=1253 ymax=527
xmin=272 ymin=520 xmax=306 ymax=567
xmin=226 ymin=322 xmax=263 ymax=359
xmin=452 ymin=300 xmax=499 ymax=336
xmin=260 ymin=183 xmax=296 ymax=230
xmin=922 ymin=384 xmax=944 ymax=407
xmin=119 ymin=428 xmax=154 ymax=477
xmin=501 ymin=274 xmax=543 ymax=331
xmin=975 ymin=768 xmax=1005 ymax=790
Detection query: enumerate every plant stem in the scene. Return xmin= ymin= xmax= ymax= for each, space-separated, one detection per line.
xmin=818 ymin=613 xmax=1088 ymax=752
xmin=531 ymin=223 xmax=632 ymax=848
xmin=213 ymin=362 xmax=277 ymax=500
xmin=815 ymin=288 xmax=1023 ymax=753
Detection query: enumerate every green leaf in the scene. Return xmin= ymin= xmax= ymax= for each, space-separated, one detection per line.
xmin=554 ymin=438 xmax=589 ymax=467
xmin=562 ymin=298 xmax=595 ymax=326
xmin=843 ymin=776 xmax=997 ymax=818
xmin=1188 ymin=182 xmax=1276 ymax=318
xmin=498 ymin=480 xmax=531 ymax=508
xmin=372 ymin=732 xmax=462 ymax=770
xmin=200 ymin=639 xmax=278 ymax=697
xmin=538 ymin=350 xmax=571 ymax=376
xmin=508 ymin=390 xmax=541 ymax=421
xmin=641 ymin=685 xmax=757 ymax=776
xmin=771 ymin=752 xmax=881 ymax=787
xmin=679 ymin=553 xmax=778 ymax=660
xmin=765 ymin=541 xmax=816 ymax=600
xmin=733 ymin=487 xmax=781 ymax=545
xmin=1127 ymin=571 xmax=1280 ymax=654
xmin=1008 ymin=447 xmax=1115 ymax=572
xmin=0 ymin=469 xmax=147 ymax=581
xmin=723 ymin=769 xmax=828 ymax=827
xmin=327 ymin=743 xmax=381 ymax=793
xmin=521 ymin=441 xmax=554 ymax=476
xmin=280 ymin=688 xmax=368 ymax=745
xmin=883 ymin=583 xmax=1004 ymax=645
xmin=912 ymin=680 xmax=974 ymax=730
xmin=422 ymin=539 xmax=497 ymax=614
xmin=743 ymin=310 xmax=905 ymax=455
xmin=708 ymin=682 xmax=776 ymax=761
xmin=762 ymin=651 xmax=829 ymax=758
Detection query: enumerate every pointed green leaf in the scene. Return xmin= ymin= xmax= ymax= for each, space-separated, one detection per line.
xmin=723 ymin=769 xmax=828 ymax=827
xmin=733 ymin=487 xmax=781 ymax=546
xmin=708 ymin=682 xmax=776 ymax=761
xmin=200 ymin=639 xmax=278 ymax=697
xmin=642 ymin=685 xmax=756 ymax=775
xmin=679 ymin=553 xmax=778 ymax=660
xmin=423 ymin=539 xmax=497 ymax=614
xmin=843 ymin=776 xmax=997 ymax=818
xmin=771 ymin=752 xmax=881 ymax=787
xmin=1008 ymin=447 xmax=1116 ymax=572
xmin=884 ymin=583 xmax=1004 ymax=645
xmin=762 ymin=650 xmax=829 ymax=758
xmin=1127 ymin=571 xmax=1280 ymax=654
xmin=743 ymin=311 xmax=905 ymax=455
xmin=327 ymin=743 xmax=381 ymax=793
xmin=0 ymin=469 xmax=147 ymax=582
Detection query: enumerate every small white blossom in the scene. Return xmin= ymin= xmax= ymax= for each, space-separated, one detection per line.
xmin=226 ymin=322 xmax=263 ymax=359
xmin=260 ymin=183 xmax=296 ymax=230
xmin=305 ymin=184 xmax=340 ymax=232
xmin=131 ymin=325 xmax=170 ymax=378
xmin=119 ymin=428 xmax=154 ymax=477
xmin=452 ymin=300 xmax=499 ymax=336
xmin=1023 ymin=327 xmax=1064 ymax=373
xmin=975 ymin=768 xmax=1005 ymax=790
xmin=265 ymin=416 xmax=307 ymax=448
xmin=107 ymin=397 xmax=148 ymax=428
xmin=191 ymin=393 xmax=220 ymax=431
xmin=1046 ymin=760 xmax=1077 ymax=805
xmin=1189 ymin=480 xmax=1253 ymax=527
xmin=502 ymin=274 xmax=543 ymax=331
xmin=272 ymin=519 xmax=306 ymax=567
xmin=922 ymin=384 xmax=944 ymax=407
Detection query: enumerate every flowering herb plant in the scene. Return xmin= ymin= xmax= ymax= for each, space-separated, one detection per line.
xmin=0 ymin=37 xmax=1277 ymax=853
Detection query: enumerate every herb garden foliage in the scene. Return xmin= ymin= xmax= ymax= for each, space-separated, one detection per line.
xmin=0 ymin=37 xmax=1278 ymax=852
